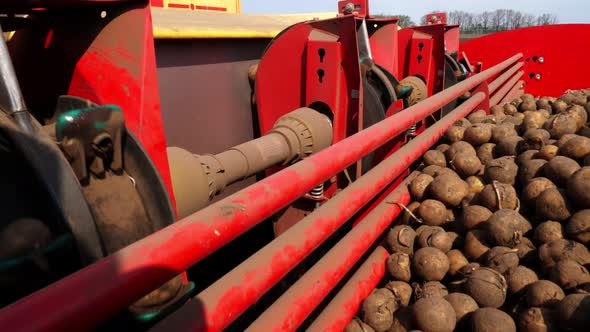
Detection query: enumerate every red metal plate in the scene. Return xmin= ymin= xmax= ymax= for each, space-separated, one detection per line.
xmin=461 ymin=24 xmax=590 ymax=97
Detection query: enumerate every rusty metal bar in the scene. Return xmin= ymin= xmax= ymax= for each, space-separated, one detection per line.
xmin=487 ymin=61 xmax=523 ymax=93
xmin=489 ymin=70 xmax=524 ymax=106
xmin=151 ymin=93 xmax=485 ymax=332
xmin=246 ymin=92 xmax=487 ymax=332
xmin=307 ymin=246 xmax=390 ymax=332
xmin=499 ymin=79 xmax=525 ymax=106
xmin=0 ymin=54 xmax=521 ymax=332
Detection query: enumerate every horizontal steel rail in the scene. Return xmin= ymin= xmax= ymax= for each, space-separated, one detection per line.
xmin=246 ymin=92 xmax=486 ymax=332
xmin=0 ymin=53 xmax=522 ymax=332
xmin=307 ymin=246 xmax=390 ymax=332
xmin=488 ymin=61 xmax=523 ymax=93
xmin=490 ymin=70 xmax=524 ymax=105
xmin=500 ymin=79 xmax=525 ymax=106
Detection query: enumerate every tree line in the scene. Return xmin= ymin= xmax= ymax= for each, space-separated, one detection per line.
xmin=421 ymin=10 xmax=559 ymax=33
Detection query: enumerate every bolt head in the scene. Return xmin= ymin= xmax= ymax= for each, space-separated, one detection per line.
xmin=538 ymin=56 xmax=544 ymax=63
xmin=535 ymin=73 xmax=542 ymax=80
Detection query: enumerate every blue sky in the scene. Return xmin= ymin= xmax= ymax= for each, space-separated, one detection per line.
xmin=241 ymin=0 xmax=590 ymax=23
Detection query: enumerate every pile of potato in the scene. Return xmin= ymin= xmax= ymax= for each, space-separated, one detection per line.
xmin=346 ymin=90 xmax=590 ymax=332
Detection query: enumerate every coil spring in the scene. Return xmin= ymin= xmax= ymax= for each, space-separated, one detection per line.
xmin=407 ymin=123 xmax=417 ymax=136
xmin=309 ymin=183 xmax=324 ymax=200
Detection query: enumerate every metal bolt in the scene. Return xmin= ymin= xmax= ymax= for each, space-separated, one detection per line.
xmin=538 ymin=56 xmax=544 ymax=64
xmin=343 ymin=3 xmax=355 ymax=14
xmin=535 ymin=73 xmax=542 ymax=80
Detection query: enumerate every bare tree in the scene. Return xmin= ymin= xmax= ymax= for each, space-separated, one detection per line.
xmin=395 ymin=15 xmax=416 ymax=28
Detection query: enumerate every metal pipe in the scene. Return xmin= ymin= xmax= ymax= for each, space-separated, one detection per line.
xmin=151 ymin=93 xmax=485 ymax=332
xmin=487 ymin=61 xmax=523 ymax=93
xmin=499 ymin=79 xmax=525 ymax=106
xmin=0 ymin=26 xmax=35 ymax=134
xmin=246 ymin=93 xmax=486 ymax=332
xmin=489 ymin=70 xmax=524 ymax=106
xmin=0 ymin=54 xmax=520 ymax=332
xmin=307 ymin=247 xmax=390 ymax=332
xmin=167 ymin=107 xmax=333 ymax=219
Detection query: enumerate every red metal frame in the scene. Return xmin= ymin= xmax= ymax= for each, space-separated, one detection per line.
xmin=461 ymin=24 xmax=590 ymax=97
xmin=337 ymin=0 xmax=369 ymax=17
xmin=0 ymin=52 xmax=522 ymax=331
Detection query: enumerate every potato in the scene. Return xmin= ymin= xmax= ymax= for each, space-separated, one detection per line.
xmin=567 ymin=166 xmax=590 ymax=208
xmin=400 ymin=201 xmax=421 ymax=225
xmin=413 ymin=296 xmax=456 ymax=332
xmin=549 ymin=260 xmax=590 ymax=291
xmin=486 ymin=209 xmax=532 ymax=247
xmin=520 ymin=99 xmax=537 ymax=113
xmin=461 ymin=205 xmax=492 ymax=230
xmin=445 ymin=293 xmax=478 ymax=323
xmin=447 ymin=249 xmax=469 ymax=276
xmin=455 ymin=118 xmax=472 ymax=128
xmin=521 ymin=111 xmax=546 ymax=130
xmin=566 ymin=210 xmax=590 ymax=245
xmin=416 ymin=226 xmax=453 ymax=253
xmin=538 ymin=239 xmax=590 ymax=270
xmin=515 ymin=237 xmax=537 ymax=266
xmin=446 ymin=141 xmax=477 ymax=161
xmin=537 ymin=98 xmax=552 ymax=112
xmin=484 ymin=246 xmax=519 ymax=275
xmin=477 ymin=143 xmax=496 ymax=165
xmin=559 ymin=135 xmax=590 ymax=160
xmin=470 ymin=308 xmax=516 ymax=332
xmin=445 ymin=126 xmax=465 ymax=143
xmin=561 ymin=92 xmax=588 ymax=106
xmin=410 ymin=174 xmax=434 ymax=201
xmin=536 ymin=144 xmax=558 ymax=160
xmin=388 ymin=307 xmax=414 ymax=332
xmin=551 ymin=99 xmax=568 ymax=113
xmin=521 ymin=177 xmax=556 ymax=209
xmin=450 ymin=152 xmax=482 ymax=178
xmin=535 ymin=188 xmax=572 ymax=222
xmin=484 ymin=156 xmax=518 ymax=185
xmin=514 ymin=112 xmax=525 ymax=120
xmin=386 ymin=225 xmax=416 ymax=255
xmin=387 ymin=252 xmax=412 ymax=282
xmin=521 ymin=129 xmax=548 ymax=151
xmin=345 ymin=317 xmax=376 ymax=332
xmin=413 ymin=247 xmax=450 ymax=281
xmin=491 ymin=124 xmax=517 ymax=143
xmin=464 ymin=267 xmax=508 ymax=308
xmin=464 ymin=229 xmax=491 ymax=260
xmin=495 ymin=136 xmax=524 ymax=156
xmin=491 ymin=106 xmax=507 ymax=123
xmin=526 ymin=280 xmax=564 ymax=307
xmin=523 ymin=128 xmax=551 ymax=143
xmin=518 ymin=159 xmax=547 ymax=185
xmin=418 ymin=200 xmax=448 ymax=226
xmin=421 ymin=164 xmax=442 ymax=177
xmin=534 ymin=221 xmax=563 ymax=245
xmin=424 ymin=150 xmax=447 ymax=167
xmin=464 ymin=124 xmax=493 ymax=146
xmin=555 ymin=133 xmax=577 ymax=148
xmin=504 ymin=103 xmax=518 ymax=115
xmin=556 ymin=294 xmax=590 ymax=331
xmin=384 ymin=280 xmax=413 ymax=306
xmin=436 ymin=143 xmax=450 ymax=153
xmin=479 ymin=183 xmax=518 ymax=211
xmin=543 ymin=156 xmax=580 ymax=187
xmin=468 ymin=110 xmax=487 ymax=123
xmin=507 ymin=265 xmax=538 ymax=294
xmin=517 ymin=149 xmax=539 ymax=164
xmin=429 ymin=174 xmax=469 ymax=207
xmin=518 ymin=307 xmax=558 ymax=332
xmin=361 ymin=288 xmax=397 ymax=331
xmin=434 ymin=167 xmax=460 ymax=178
xmin=414 ymin=281 xmax=449 ymax=299
xmin=565 ymin=104 xmax=588 ymax=129
xmin=543 ymin=113 xmax=578 ymax=139
xmin=466 ymin=176 xmax=485 ymax=194
xmin=503 ymin=115 xmax=523 ymax=126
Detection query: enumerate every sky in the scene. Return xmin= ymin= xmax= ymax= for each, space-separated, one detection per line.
xmin=241 ymin=0 xmax=590 ymax=24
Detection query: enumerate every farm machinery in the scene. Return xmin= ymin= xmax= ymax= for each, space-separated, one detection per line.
xmin=0 ymin=0 xmax=588 ymax=331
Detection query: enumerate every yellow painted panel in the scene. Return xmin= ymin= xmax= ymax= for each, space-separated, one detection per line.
xmin=151 ymin=8 xmax=338 ymax=39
